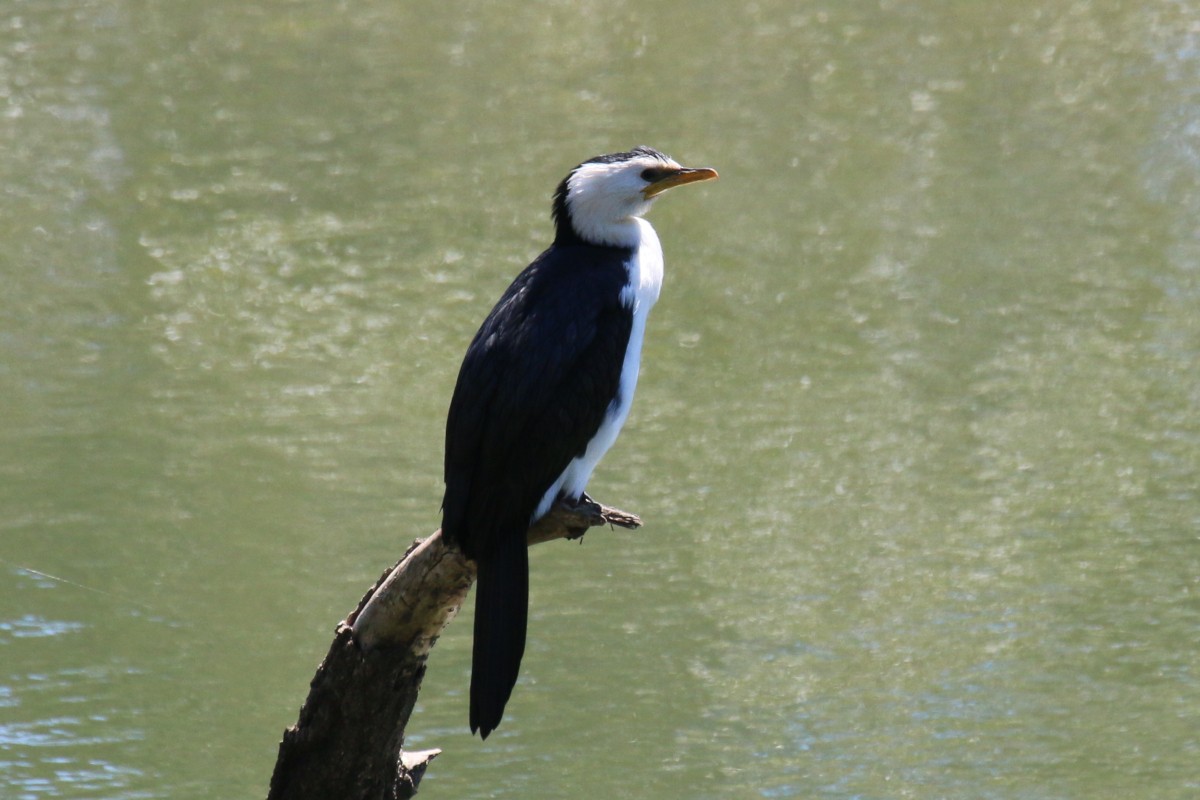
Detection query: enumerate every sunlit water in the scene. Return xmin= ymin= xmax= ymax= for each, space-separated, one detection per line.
xmin=2 ymin=1 xmax=1198 ymax=798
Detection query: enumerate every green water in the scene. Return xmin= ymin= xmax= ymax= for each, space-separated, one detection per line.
xmin=2 ymin=1 xmax=1198 ymax=798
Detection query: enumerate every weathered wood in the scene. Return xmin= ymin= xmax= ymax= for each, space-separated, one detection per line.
xmin=267 ymin=499 xmax=641 ymax=800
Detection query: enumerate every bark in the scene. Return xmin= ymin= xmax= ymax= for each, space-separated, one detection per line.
xmin=266 ymin=499 xmax=641 ymax=800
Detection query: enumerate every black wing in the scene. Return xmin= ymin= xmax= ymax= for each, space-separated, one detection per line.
xmin=441 ymin=242 xmax=635 ymax=559
xmin=440 ymin=242 xmax=635 ymax=738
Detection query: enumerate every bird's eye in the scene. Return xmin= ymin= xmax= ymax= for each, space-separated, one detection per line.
xmin=640 ymin=167 xmax=673 ymax=183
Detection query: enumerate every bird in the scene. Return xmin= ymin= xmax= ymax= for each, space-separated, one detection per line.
xmin=440 ymin=145 xmax=717 ymax=738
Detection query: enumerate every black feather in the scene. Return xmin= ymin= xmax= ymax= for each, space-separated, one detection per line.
xmin=468 ymin=532 xmax=527 ymax=738
xmin=441 ymin=239 xmax=635 ymax=735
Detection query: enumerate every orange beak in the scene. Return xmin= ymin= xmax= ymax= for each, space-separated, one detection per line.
xmin=643 ymin=166 xmax=719 ymax=199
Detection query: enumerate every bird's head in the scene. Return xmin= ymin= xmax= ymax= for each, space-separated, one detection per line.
xmin=552 ymin=146 xmax=718 ymax=248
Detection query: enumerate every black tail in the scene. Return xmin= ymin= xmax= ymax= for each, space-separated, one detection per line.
xmin=469 ymin=533 xmax=529 ymax=738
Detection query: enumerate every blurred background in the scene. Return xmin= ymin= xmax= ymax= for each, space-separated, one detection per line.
xmin=2 ymin=1 xmax=1198 ymax=798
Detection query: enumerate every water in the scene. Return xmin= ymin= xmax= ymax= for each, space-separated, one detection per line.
xmin=2 ymin=1 xmax=1198 ymax=798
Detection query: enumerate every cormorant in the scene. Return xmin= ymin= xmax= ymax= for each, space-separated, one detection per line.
xmin=441 ymin=146 xmax=718 ymax=738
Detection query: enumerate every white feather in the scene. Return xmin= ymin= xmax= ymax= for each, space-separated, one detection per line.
xmin=560 ymin=155 xmax=675 ymax=248
xmin=534 ymin=218 xmax=664 ymax=520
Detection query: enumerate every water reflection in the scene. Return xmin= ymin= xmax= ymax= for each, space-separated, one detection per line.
xmin=1 ymin=647 xmax=146 ymax=797
xmin=2 ymin=1 xmax=1199 ymax=799
xmin=0 ymin=615 xmax=85 ymax=640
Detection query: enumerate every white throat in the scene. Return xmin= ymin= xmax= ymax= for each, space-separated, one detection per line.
xmin=534 ymin=217 xmax=663 ymax=520
xmin=564 ymin=163 xmax=658 ymax=248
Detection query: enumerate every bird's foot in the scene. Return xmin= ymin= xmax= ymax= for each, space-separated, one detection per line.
xmin=558 ymin=491 xmax=599 ymax=514
xmin=562 ymin=492 xmax=599 ymax=541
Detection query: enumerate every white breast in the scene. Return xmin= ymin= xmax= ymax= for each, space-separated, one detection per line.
xmin=535 ymin=219 xmax=664 ymax=520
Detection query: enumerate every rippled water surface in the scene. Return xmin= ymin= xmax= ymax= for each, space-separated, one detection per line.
xmin=2 ymin=1 xmax=1198 ymax=798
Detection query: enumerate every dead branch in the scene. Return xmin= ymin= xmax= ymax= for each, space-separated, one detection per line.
xmin=266 ymin=499 xmax=641 ymax=800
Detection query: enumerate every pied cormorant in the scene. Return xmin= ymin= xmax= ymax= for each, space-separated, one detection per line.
xmin=441 ymin=146 xmax=718 ymax=738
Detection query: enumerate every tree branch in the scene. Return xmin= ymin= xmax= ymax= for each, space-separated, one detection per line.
xmin=267 ymin=499 xmax=641 ymax=800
